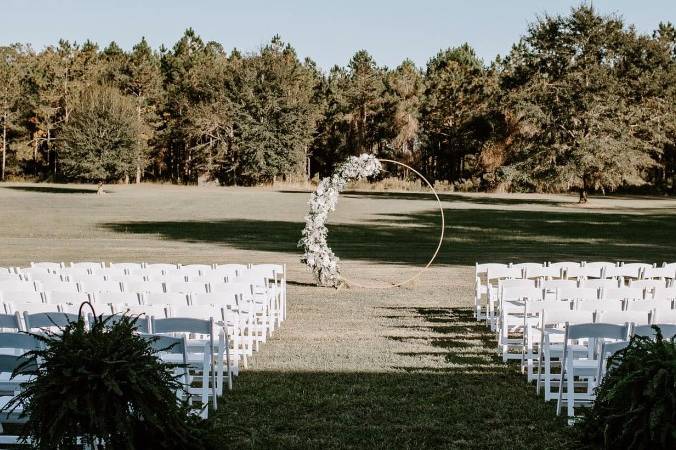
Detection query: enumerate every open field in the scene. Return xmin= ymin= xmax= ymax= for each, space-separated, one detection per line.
xmin=2 ymin=183 xmax=676 ymax=448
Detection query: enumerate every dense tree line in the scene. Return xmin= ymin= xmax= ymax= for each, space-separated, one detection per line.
xmin=0 ymin=6 xmax=674 ymax=199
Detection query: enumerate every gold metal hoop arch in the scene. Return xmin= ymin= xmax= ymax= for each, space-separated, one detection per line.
xmin=338 ymin=159 xmax=445 ymax=289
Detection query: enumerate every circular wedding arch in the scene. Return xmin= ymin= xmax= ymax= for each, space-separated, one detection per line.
xmin=299 ymin=154 xmax=445 ymax=288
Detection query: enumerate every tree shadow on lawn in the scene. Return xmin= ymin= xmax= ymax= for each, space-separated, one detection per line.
xmin=1 ymin=185 xmax=99 ymax=194
xmin=217 ymin=307 xmax=576 ymax=449
xmin=280 ymin=189 xmax=569 ymax=207
xmin=101 ymin=206 xmax=676 ymax=265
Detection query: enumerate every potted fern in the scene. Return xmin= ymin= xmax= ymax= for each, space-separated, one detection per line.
xmin=576 ymin=326 xmax=676 ymax=449
xmin=5 ymin=309 xmax=214 ymax=449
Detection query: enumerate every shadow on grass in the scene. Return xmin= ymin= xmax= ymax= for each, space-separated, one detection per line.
xmin=342 ymin=190 xmax=571 ymax=206
xmin=1 ymin=185 xmax=99 ymax=194
xmin=217 ymin=307 xmax=575 ymax=448
xmin=217 ymin=370 xmax=575 ymax=449
xmin=101 ymin=204 xmax=676 ymax=265
xmin=280 ymin=189 xmax=570 ymax=207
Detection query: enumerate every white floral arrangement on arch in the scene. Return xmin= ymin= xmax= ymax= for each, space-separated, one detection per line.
xmin=299 ymin=153 xmax=382 ymax=287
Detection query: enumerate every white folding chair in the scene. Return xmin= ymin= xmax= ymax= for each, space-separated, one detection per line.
xmin=0 ymin=291 xmax=44 ymax=305
xmin=113 ymin=304 xmax=167 ymax=318
xmin=30 ymin=262 xmax=64 ymax=271
xmin=601 ymin=287 xmax=644 ymax=301
xmin=78 ymin=280 xmax=123 ymax=294
xmin=70 ymin=262 xmax=104 ymax=271
xmin=20 ymin=270 xmax=62 ymax=285
xmin=652 ymin=309 xmax=676 ymax=324
xmin=596 ymin=340 xmax=630 ymax=382
xmin=566 ymin=266 xmax=603 ymax=280
xmin=604 ymin=265 xmax=643 ymax=283
xmin=525 ymin=265 xmax=562 ymax=280
xmin=0 ymin=314 xmax=22 ymax=332
xmin=554 ymin=287 xmax=599 ymax=302
xmin=105 ymin=275 xmax=146 ymax=285
xmin=213 ymin=264 xmax=247 ymax=274
xmin=0 ymin=280 xmax=37 ymax=293
xmin=633 ymin=323 xmax=676 ymax=339
xmin=652 ymin=287 xmax=676 ymax=302
xmin=557 ymin=323 xmax=629 ymax=417
xmin=486 ymin=277 xmax=532 ymax=329
xmin=618 ymin=262 xmax=652 ymax=279
xmin=38 ymin=279 xmax=79 ymax=293
xmin=0 ymin=351 xmax=38 ymax=444
xmin=108 ymin=262 xmax=143 ymax=273
xmin=24 ymin=310 xmax=80 ymax=333
xmin=548 ymin=262 xmax=582 ymax=272
xmin=474 ymin=263 xmax=511 ymax=321
xmin=578 ymin=279 xmax=619 ymax=290
xmin=170 ymin=305 xmax=243 ymax=371
xmin=536 ymin=309 xmax=594 ymax=400
xmin=143 ymin=292 xmax=189 ymax=307
xmin=145 ymin=334 xmax=189 ymax=401
xmin=152 ymin=317 xmax=228 ymax=417
xmin=576 ymin=299 xmax=624 ymax=312
xmin=144 ymin=263 xmax=180 ymax=272
xmin=122 ymin=281 xmax=165 ymax=294
xmin=626 ymin=299 xmax=671 ymax=314
xmin=596 ymin=310 xmax=651 ymax=326
xmin=586 ymin=261 xmax=617 ymax=273
xmin=164 ymin=281 xmax=209 ymax=294
xmin=628 ymin=279 xmax=666 ymax=290
xmin=44 ymin=291 xmax=90 ymax=306
xmin=642 ymin=266 xmax=675 ymax=281
xmin=522 ymin=300 xmax=573 ymax=382
xmin=190 ymin=293 xmax=253 ymax=360
xmin=249 ymin=263 xmax=286 ymax=322
xmin=98 ymin=313 xmax=150 ymax=333
xmin=56 ymin=268 xmax=92 ymax=281
xmin=92 ymin=292 xmax=141 ymax=306
xmin=497 ymin=286 xmax=543 ymax=361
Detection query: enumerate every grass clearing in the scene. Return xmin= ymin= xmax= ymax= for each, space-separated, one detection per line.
xmin=2 ymin=182 xmax=675 ymax=448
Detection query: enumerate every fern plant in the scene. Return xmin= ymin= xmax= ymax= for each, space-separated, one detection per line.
xmin=4 ymin=313 xmax=212 ymax=449
xmin=576 ymin=326 xmax=676 ymax=449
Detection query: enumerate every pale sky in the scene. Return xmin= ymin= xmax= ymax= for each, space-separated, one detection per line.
xmin=2 ymin=1 xmax=674 ymax=70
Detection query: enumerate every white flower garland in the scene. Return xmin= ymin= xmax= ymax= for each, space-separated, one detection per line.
xmin=299 ymin=154 xmax=382 ymax=287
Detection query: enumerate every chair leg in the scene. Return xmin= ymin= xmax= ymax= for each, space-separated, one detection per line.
xmin=567 ymin=357 xmax=575 ymax=417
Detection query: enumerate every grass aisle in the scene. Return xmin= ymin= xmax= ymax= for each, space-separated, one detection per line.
xmin=217 ymin=304 xmax=574 ymax=449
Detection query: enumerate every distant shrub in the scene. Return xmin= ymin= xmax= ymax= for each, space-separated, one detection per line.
xmin=575 ymin=326 xmax=676 ymax=449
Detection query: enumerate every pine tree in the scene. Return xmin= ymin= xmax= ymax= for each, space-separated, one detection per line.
xmin=122 ymin=37 xmax=164 ymax=183
xmin=0 ymin=45 xmax=24 ymax=180
xmin=380 ymin=59 xmax=423 ymax=167
xmin=500 ymin=6 xmax=669 ymax=201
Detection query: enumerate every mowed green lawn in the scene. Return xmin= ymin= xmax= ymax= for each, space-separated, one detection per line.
xmin=2 ymin=183 xmax=676 ymax=449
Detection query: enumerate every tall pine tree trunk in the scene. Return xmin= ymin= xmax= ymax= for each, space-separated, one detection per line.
xmin=135 ymin=103 xmax=142 ymax=184
xmin=1 ymin=114 xmax=6 ymax=181
xmin=579 ymin=175 xmax=590 ymax=203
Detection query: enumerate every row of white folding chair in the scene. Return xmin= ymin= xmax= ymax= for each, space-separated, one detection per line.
xmin=553 ymin=320 xmax=676 ymax=418
xmin=19 ymin=264 xmax=284 ymax=336
xmin=476 ymin=262 xmax=676 ymax=320
xmin=532 ymin=308 xmax=676 ymax=405
xmin=0 ymin=330 xmax=43 ymax=444
xmin=25 ymin=262 xmax=285 ymax=303
xmin=498 ymin=287 xmax=670 ymax=364
xmin=0 ymin=285 xmax=270 ymax=349
xmin=29 ymin=261 xmax=279 ymax=280
xmin=0 ymin=300 xmax=246 ymax=378
xmin=492 ymin=280 xmax=673 ymax=324
xmin=536 ymin=315 xmax=629 ymax=404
